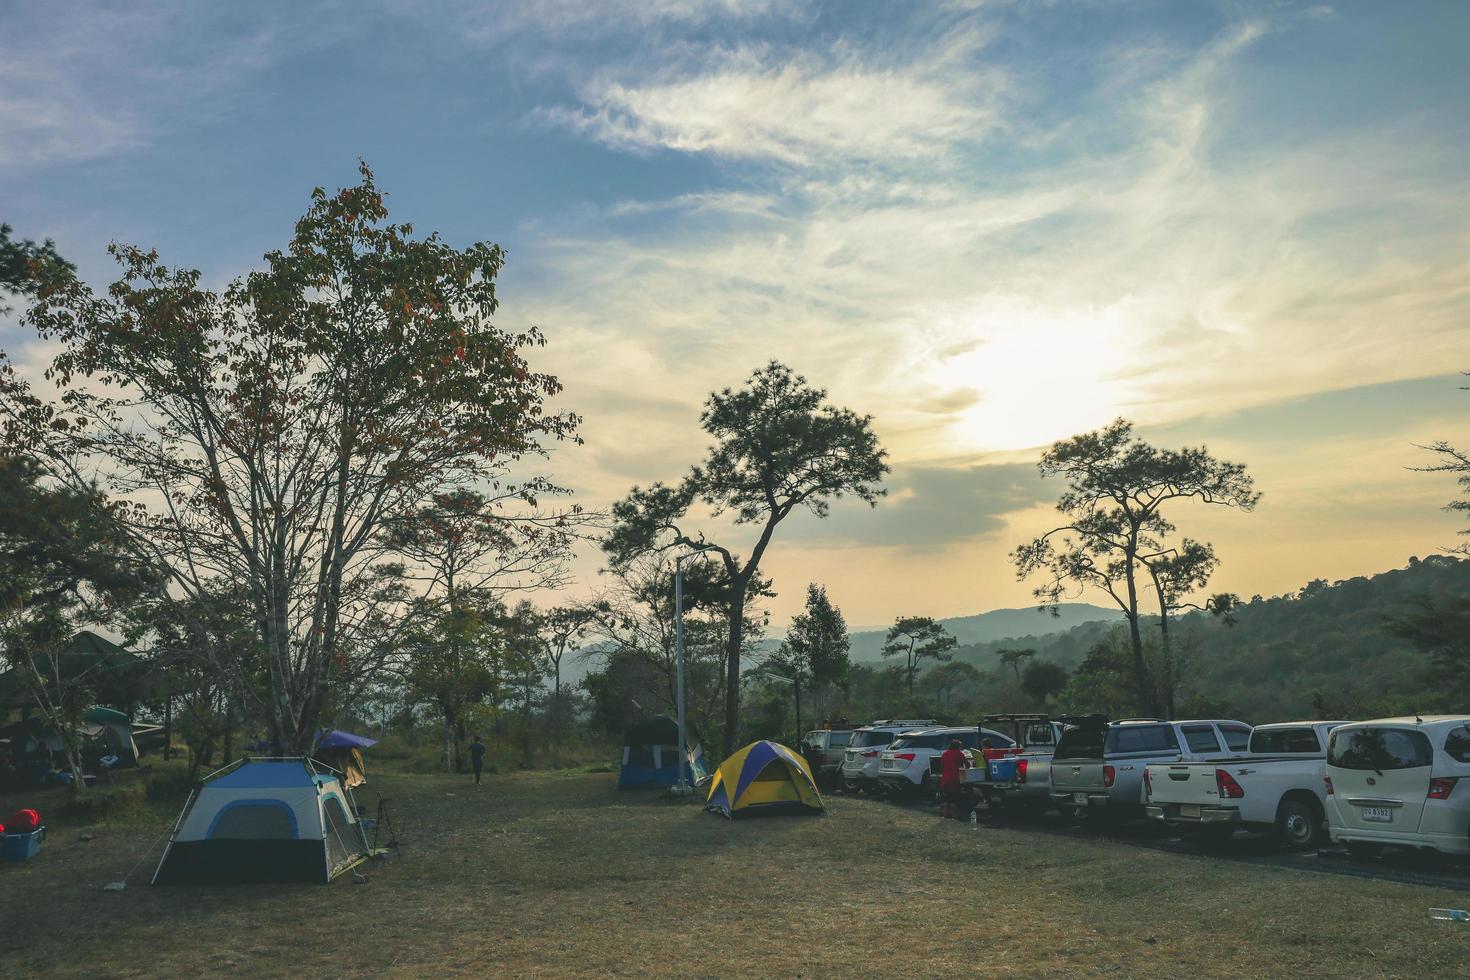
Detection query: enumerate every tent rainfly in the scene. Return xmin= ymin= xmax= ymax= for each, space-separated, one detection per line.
xmin=152 ymin=758 xmax=369 ymax=885
xmin=704 ymin=740 xmax=824 ymax=819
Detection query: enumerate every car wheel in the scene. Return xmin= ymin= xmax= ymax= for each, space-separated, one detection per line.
xmin=1275 ymin=795 xmax=1323 ymax=850
xmin=1345 ymin=840 xmax=1383 ymax=862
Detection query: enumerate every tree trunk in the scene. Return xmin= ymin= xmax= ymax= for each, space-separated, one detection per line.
xmin=722 ymin=580 xmax=747 ymax=758
xmin=1122 ymin=557 xmax=1154 ymax=716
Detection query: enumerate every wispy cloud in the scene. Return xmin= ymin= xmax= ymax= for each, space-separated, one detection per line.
xmin=539 ymin=31 xmax=1006 ymax=167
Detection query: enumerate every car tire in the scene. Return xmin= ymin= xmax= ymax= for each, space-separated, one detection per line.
xmin=1345 ymin=840 xmax=1383 ymax=862
xmin=1275 ymin=795 xmax=1323 ymax=850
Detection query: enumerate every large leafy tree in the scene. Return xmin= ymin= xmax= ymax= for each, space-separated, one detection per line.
xmin=603 ymin=362 xmax=887 ymax=755
xmin=0 ymin=222 xmax=73 ymax=314
xmin=882 ymin=615 xmax=957 ymax=696
xmin=1012 ymin=420 xmax=1258 ymax=717
xmin=6 ymin=163 xmax=578 ymax=752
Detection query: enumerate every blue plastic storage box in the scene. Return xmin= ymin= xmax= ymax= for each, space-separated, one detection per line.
xmin=987 ymin=759 xmax=1019 ymax=782
xmin=1 ymin=826 xmax=45 ymax=862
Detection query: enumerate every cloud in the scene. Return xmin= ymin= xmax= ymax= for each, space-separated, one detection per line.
xmin=779 ymin=461 xmax=1052 ymax=551
xmin=538 ymin=25 xmax=1004 ymax=168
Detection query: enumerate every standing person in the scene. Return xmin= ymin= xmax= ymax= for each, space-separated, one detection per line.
xmin=469 ymin=735 xmax=487 ymax=786
xmin=938 ymin=739 xmax=969 ymax=820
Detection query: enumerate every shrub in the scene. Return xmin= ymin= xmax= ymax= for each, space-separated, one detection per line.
xmin=144 ymin=759 xmax=194 ymax=801
xmin=62 ymin=782 xmax=147 ymax=824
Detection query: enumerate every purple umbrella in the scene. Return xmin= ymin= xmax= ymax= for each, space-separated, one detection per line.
xmin=315 ymin=729 xmax=378 ymax=751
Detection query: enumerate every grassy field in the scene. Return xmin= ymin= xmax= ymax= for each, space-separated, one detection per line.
xmin=4 ymin=766 xmax=1470 ymax=978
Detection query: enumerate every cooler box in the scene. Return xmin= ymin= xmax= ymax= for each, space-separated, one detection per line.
xmin=1 ymin=826 xmax=45 ymax=862
xmin=987 ymin=759 xmax=1019 ymax=782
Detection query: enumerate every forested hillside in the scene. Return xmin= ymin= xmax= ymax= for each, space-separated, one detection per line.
xmin=848 ymin=602 xmax=1119 ymax=661
xmin=936 ymin=554 xmax=1470 ymax=722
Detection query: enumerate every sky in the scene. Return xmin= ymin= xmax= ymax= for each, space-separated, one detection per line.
xmin=2 ymin=0 xmax=1467 ymax=630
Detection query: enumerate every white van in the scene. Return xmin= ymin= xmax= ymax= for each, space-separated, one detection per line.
xmin=1325 ymin=716 xmax=1470 ymax=858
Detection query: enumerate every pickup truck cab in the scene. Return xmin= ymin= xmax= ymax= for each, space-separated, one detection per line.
xmin=1144 ymin=720 xmax=1352 ymax=847
xmin=839 ymin=720 xmax=939 ymax=793
xmin=1326 ymin=716 xmax=1470 ymax=859
xmin=1051 ymin=717 xmax=1252 ymax=822
xmin=800 ymin=729 xmax=853 ymax=788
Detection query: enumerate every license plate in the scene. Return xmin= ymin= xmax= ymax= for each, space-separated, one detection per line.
xmin=1072 ymin=792 xmax=1088 ymax=804
xmin=1180 ymin=804 xmax=1201 ymax=818
xmin=1361 ymin=806 xmax=1394 ymax=823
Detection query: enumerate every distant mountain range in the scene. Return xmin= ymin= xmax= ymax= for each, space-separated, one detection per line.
xmin=848 ymin=603 xmax=1121 ymax=662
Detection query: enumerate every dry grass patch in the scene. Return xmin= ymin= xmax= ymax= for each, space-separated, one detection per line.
xmin=3 ymin=768 xmax=1468 ymax=977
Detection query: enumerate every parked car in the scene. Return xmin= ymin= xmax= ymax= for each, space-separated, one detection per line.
xmin=1326 ymin=716 xmax=1470 ymax=859
xmin=962 ymin=714 xmax=1065 ymax=813
xmin=1051 ymin=717 xmax=1252 ymax=822
xmin=800 ymin=728 xmax=852 ymax=787
xmin=1144 ymin=720 xmax=1353 ymax=847
xmin=877 ymin=726 xmax=1017 ymax=798
xmin=839 ymin=720 xmax=940 ymax=793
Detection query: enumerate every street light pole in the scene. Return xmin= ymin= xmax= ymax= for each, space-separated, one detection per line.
xmin=673 ymin=545 xmax=714 ymax=796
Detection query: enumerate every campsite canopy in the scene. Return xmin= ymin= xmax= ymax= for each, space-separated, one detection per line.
xmin=704 ymin=740 xmax=824 ymax=819
xmin=617 ymin=714 xmax=709 ymax=789
xmin=0 ymin=631 xmax=167 ymax=709
xmin=153 ymin=758 xmax=369 ymax=885
xmin=314 ymin=729 xmax=376 ymax=788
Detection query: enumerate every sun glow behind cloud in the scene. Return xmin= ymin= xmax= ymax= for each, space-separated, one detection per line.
xmin=925 ymin=301 xmax=1143 ymax=452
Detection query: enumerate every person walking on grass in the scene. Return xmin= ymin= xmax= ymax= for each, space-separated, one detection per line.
xmin=469 ymin=735 xmax=487 ymax=785
xmin=939 ymin=738 xmax=969 ymax=820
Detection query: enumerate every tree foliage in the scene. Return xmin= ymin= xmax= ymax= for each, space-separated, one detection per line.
xmin=882 ymin=615 xmax=957 ymax=695
xmin=1013 ymin=419 xmax=1257 ymax=716
xmin=602 ymin=362 xmax=886 ymax=754
xmin=5 ymin=163 xmax=577 ymax=752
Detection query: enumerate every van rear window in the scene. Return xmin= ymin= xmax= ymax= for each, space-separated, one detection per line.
xmin=850 ymin=731 xmax=894 ymax=749
xmin=828 ymin=732 xmax=851 ymax=748
xmin=1105 ymin=725 xmax=1179 ymax=754
xmin=891 ymin=734 xmax=944 ymax=751
xmin=1328 ymin=727 xmax=1432 ymax=771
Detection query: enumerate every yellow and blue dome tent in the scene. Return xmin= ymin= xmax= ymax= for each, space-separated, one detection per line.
xmin=705 ymin=740 xmax=824 ymax=818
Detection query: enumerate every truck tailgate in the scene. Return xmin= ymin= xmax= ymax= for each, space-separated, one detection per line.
xmin=1145 ymin=763 xmax=1220 ymax=806
xmin=1051 ymin=760 xmax=1108 ymax=795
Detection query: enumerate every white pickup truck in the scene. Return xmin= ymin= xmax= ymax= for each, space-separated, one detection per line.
xmin=1050 ymin=717 xmax=1253 ymax=823
xmin=1143 ymin=720 xmax=1353 ymax=847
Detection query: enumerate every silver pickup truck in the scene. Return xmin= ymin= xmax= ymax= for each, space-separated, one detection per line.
xmin=1050 ymin=717 xmax=1253 ymax=823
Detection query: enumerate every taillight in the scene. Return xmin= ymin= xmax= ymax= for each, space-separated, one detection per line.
xmin=1324 ymin=775 xmax=1333 ymax=796
xmin=861 ymin=751 xmax=879 ymax=758
xmin=1103 ymin=765 xmax=1116 ymax=787
xmin=1216 ymin=769 xmax=1245 ymax=800
xmin=1017 ymin=759 xmax=1029 ymax=784
xmin=894 ymin=753 xmax=916 ymax=762
xmin=1143 ymin=768 xmax=1153 ymax=798
xmin=1428 ymin=777 xmax=1459 ymax=800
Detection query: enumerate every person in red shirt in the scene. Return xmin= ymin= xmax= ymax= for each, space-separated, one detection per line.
xmin=938 ymin=739 xmax=970 ymax=820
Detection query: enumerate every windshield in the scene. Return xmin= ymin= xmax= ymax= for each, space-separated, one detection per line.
xmin=1105 ymin=724 xmax=1179 ymax=754
xmin=1328 ymin=727 xmax=1433 ymax=771
xmin=1250 ymin=727 xmax=1321 ymax=754
xmin=849 ymin=730 xmax=895 ymax=749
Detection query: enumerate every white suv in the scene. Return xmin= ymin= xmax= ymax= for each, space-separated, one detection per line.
xmin=877 ymin=726 xmax=1017 ymax=798
xmin=839 ymin=720 xmax=939 ymax=793
xmin=1326 ymin=716 xmax=1470 ymax=858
